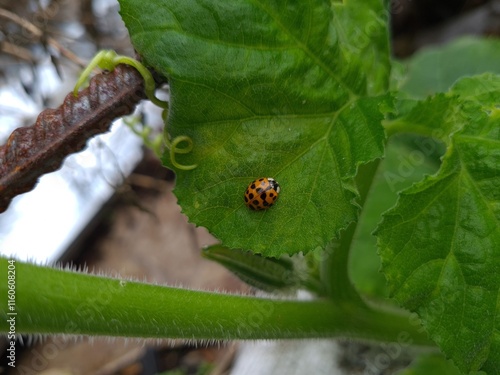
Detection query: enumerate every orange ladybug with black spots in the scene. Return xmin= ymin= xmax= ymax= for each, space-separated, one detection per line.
xmin=244 ymin=177 xmax=280 ymax=210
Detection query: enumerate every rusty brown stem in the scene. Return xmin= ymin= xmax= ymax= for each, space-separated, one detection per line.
xmin=0 ymin=64 xmax=146 ymax=213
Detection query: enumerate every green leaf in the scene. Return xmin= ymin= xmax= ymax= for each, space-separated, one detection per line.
xmin=376 ymin=74 xmax=500 ymax=373
xmin=385 ymin=93 xmax=465 ymax=143
xmin=119 ymin=0 xmax=390 ymax=256
xmin=397 ymin=37 xmax=500 ymax=98
xmin=202 ymin=245 xmax=298 ymax=292
xmin=396 ymin=354 xmax=462 ymax=375
xmin=350 ymin=136 xmax=441 ymax=298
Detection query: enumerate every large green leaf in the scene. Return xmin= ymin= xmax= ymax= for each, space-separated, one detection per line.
xmin=350 ymin=136 xmax=441 ymax=298
xmin=376 ymin=74 xmax=500 ymax=373
xmin=396 ymin=354 xmax=462 ymax=375
xmin=397 ymin=37 xmax=500 ymax=98
xmin=119 ymin=0 xmax=390 ymax=256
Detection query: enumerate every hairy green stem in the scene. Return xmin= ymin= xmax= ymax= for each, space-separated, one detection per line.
xmin=1 ymin=258 xmax=432 ymax=345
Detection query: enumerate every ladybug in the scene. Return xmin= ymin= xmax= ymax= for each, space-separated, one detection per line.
xmin=244 ymin=177 xmax=280 ymax=210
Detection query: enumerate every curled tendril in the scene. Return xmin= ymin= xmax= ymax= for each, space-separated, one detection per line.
xmin=123 ymin=115 xmax=164 ymax=158
xmin=166 ymin=135 xmax=197 ymax=171
xmin=161 ymin=107 xmax=198 ymax=170
xmin=74 ymin=50 xmax=197 ymax=171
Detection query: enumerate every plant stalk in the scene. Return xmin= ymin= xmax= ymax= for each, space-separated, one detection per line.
xmin=0 ymin=258 xmax=432 ymax=345
xmin=320 ymin=159 xmax=381 ymax=303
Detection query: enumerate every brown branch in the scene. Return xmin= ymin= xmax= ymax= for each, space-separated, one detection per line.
xmin=0 ymin=64 xmax=146 ymax=213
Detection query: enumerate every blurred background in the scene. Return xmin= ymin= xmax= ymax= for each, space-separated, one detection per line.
xmin=0 ymin=0 xmax=499 ymax=374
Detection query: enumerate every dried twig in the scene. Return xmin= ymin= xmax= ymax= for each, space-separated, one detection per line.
xmin=0 ymin=40 xmax=34 ymax=62
xmin=0 ymin=7 xmax=87 ymax=67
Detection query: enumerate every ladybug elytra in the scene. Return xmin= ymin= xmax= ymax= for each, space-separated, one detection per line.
xmin=244 ymin=177 xmax=280 ymax=210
